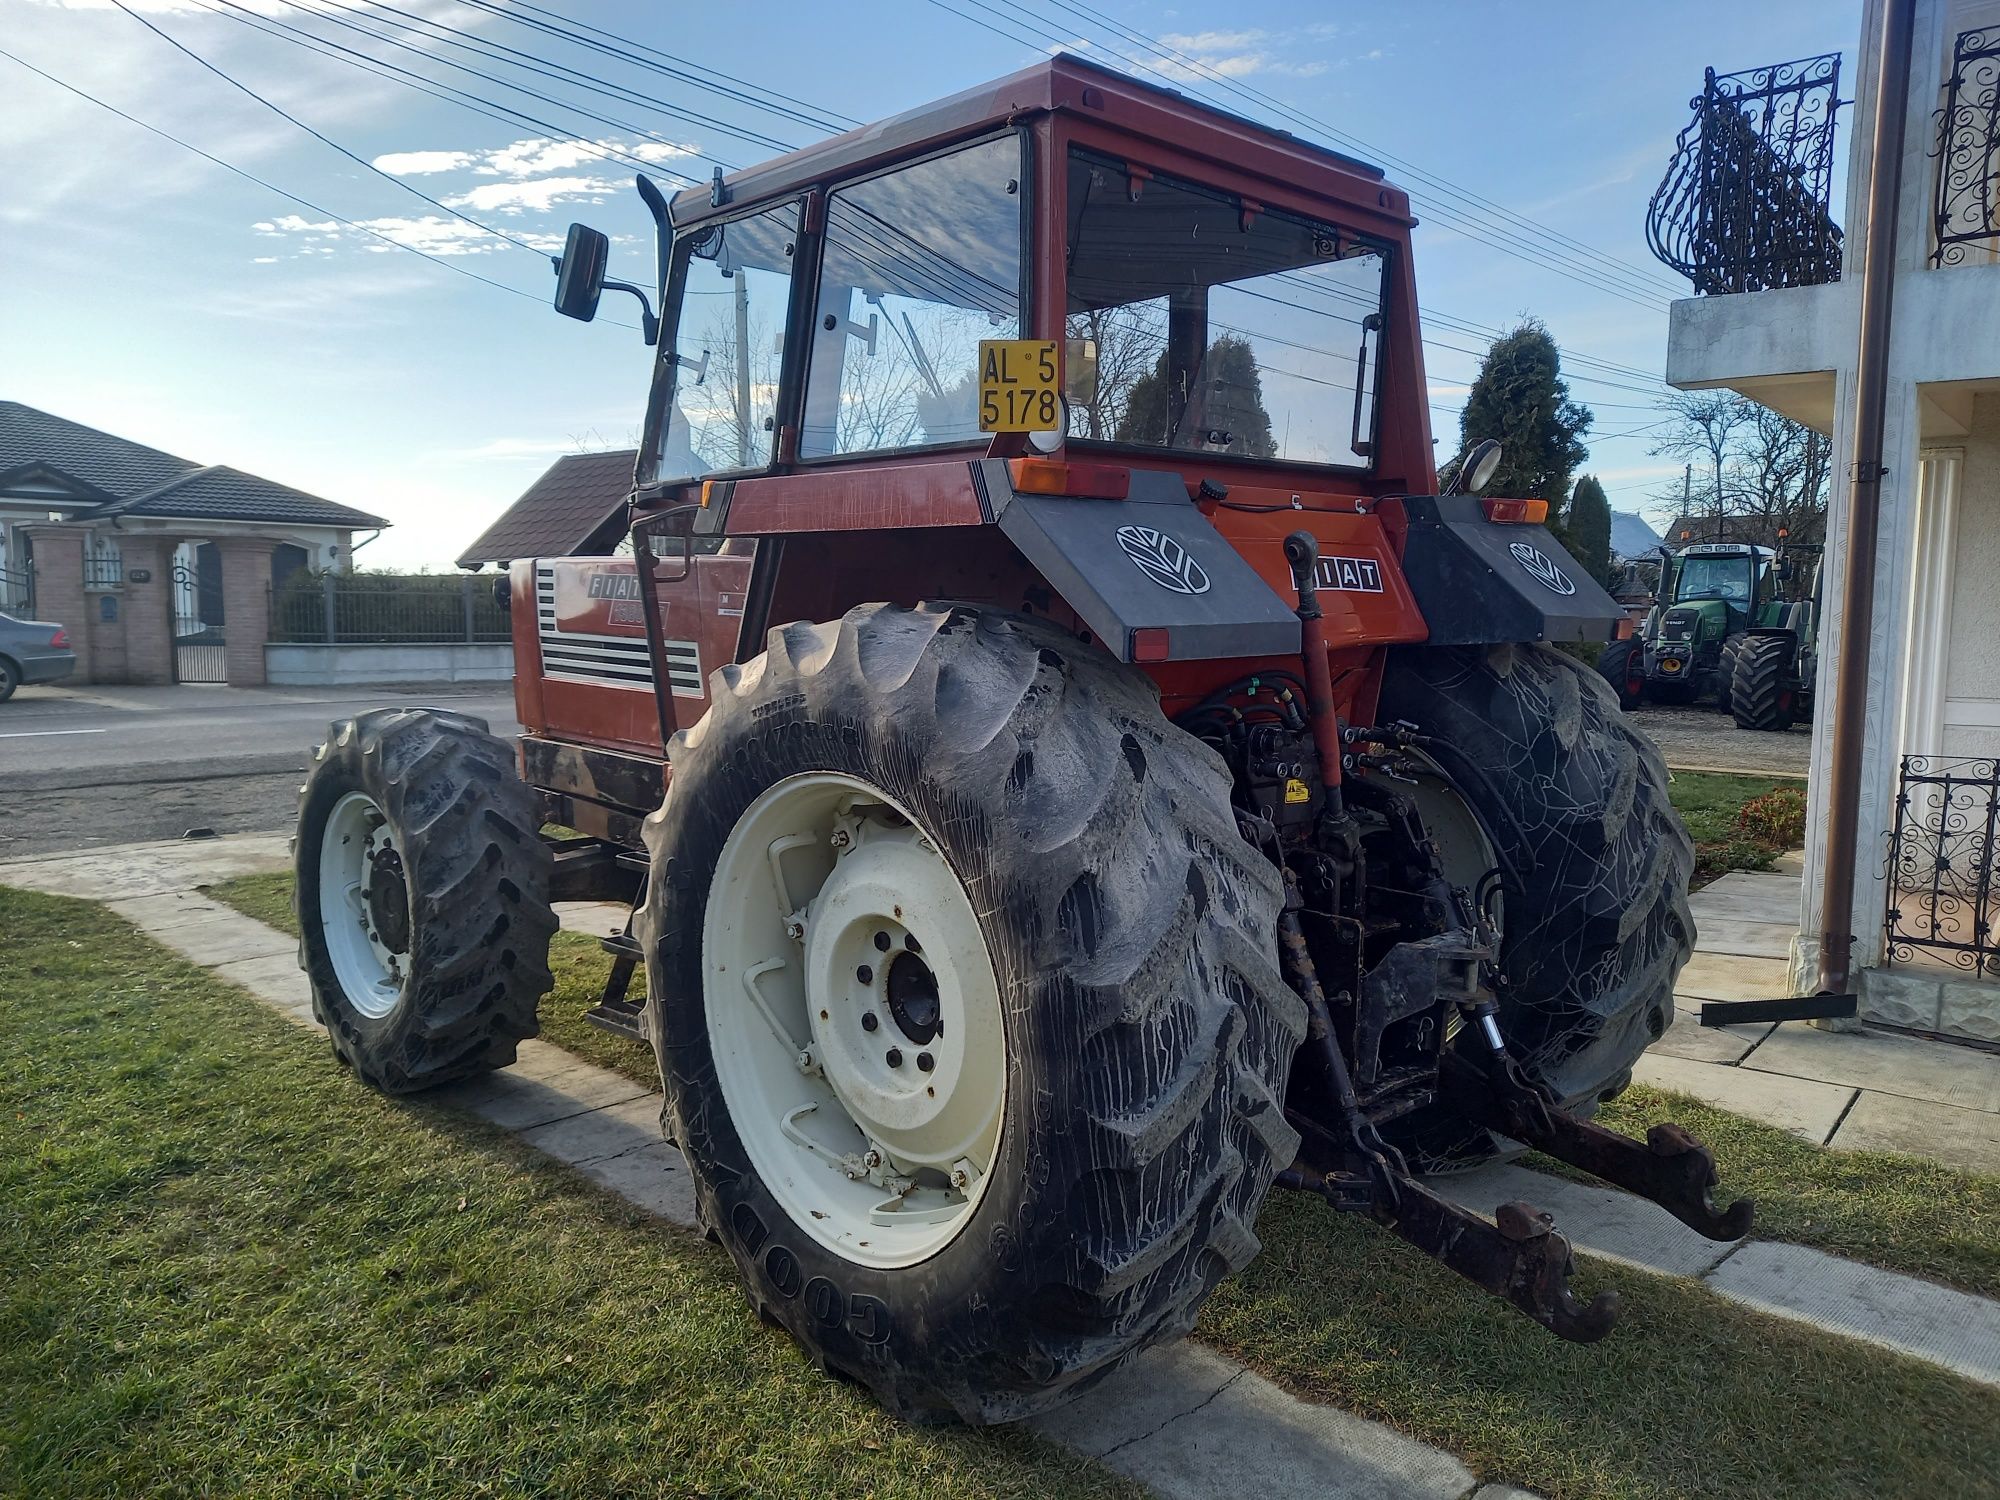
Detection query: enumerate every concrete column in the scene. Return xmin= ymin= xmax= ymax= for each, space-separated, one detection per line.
xmin=214 ymin=535 xmax=278 ymax=687
xmin=20 ymin=525 xmax=90 ymax=684
xmin=119 ymin=534 xmax=175 ymax=685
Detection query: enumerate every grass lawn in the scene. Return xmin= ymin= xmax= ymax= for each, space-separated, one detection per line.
xmin=45 ymin=880 xmax=2000 ymax=1498
xmin=1666 ymin=770 xmax=1802 ymax=887
xmin=207 ymin=862 xmax=2000 ymax=1298
xmin=0 ymin=885 xmax=1133 ymax=1499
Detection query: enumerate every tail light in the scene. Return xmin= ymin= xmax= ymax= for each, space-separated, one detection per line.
xmin=49 ymin=628 xmax=68 ymax=649
xmin=1481 ymin=497 xmax=1548 ymax=524
xmin=1007 ymin=458 xmax=1130 ymax=500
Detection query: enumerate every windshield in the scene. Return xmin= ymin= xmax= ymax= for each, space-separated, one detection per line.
xmin=1674 ymin=554 xmax=1754 ymax=606
xmin=800 ymin=134 xmax=1025 ymax=458
xmin=1062 ymin=148 xmax=1387 ymax=467
xmin=658 ymin=201 xmax=800 ymax=480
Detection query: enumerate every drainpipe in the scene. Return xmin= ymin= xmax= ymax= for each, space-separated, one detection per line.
xmin=1819 ymin=0 xmax=1917 ymax=998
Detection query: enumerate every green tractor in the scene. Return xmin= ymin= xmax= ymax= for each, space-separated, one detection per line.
xmin=1598 ymin=541 xmax=1777 ymax=709
xmin=1726 ymin=543 xmax=1820 ymax=732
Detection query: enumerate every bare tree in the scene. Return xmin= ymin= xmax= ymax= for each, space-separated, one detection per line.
xmin=1650 ymin=392 xmax=1829 ymax=544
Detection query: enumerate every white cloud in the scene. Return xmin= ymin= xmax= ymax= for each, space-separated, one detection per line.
xmin=373 ymin=135 xmax=696 ymax=182
xmin=1160 ymin=29 xmax=1267 ymax=52
xmin=372 ymin=149 xmax=479 ymax=176
xmin=446 ymin=175 xmax=624 ymax=215
xmin=252 ymin=211 xmax=562 ymax=258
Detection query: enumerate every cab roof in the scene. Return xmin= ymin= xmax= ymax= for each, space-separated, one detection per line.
xmin=667 ymin=54 xmax=1393 ymax=227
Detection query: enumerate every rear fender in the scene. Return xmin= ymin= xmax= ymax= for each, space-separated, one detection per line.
xmin=1385 ymin=496 xmax=1622 ymax=646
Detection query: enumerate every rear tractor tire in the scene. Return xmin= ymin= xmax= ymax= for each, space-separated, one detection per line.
xmin=637 ymin=603 xmax=1305 ymax=1424
xmin=295 ymin=708 xmax=557 ymax=1093
xmin=1730 ymin=634 xmax=1799 ymax=732
xmin=1595 ymin=637 xmax=1645 ymax=711
xmin=1377 ymin=643 xmax=1695 ymax=1171
xmin=1715 ymin=636 xmax=1749 ymax=713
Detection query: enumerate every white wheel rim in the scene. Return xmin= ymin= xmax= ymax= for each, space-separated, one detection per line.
xmin=704 ymin=772 xmax=1006 ymax=1269
xmin=319 ymin=791 xmax=408 ymax=1019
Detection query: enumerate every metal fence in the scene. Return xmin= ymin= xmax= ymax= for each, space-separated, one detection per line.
xmin=1884 ymin=755 xmax=1999 ymax=980
xmin=0 ymin=564 xmax=31 ymax=617
xmin=1646 ymin=53 xmax=1846 ymax=294
xmin=269 ymin=572 xmax=510 ymax=645
xmin=1933 ymin=27 xmax=2000 ymax=268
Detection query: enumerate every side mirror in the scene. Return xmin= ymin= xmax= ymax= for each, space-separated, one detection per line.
xmin=1442 ymin=437 xmax=1503 ymax=496
xmin=553 ymin=222 xmax=609 ymax=323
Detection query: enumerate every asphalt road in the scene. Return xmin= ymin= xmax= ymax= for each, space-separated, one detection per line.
xmin=0 ymin=682 xmax=520 ymax=857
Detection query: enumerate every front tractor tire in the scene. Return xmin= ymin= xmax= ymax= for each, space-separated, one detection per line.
xmin=637 ymin=604 xmax=1305 ymax=1424
xmin=1596 ymin=636 xmax=1645 ymax=711
xmin=1378 ymin=644 xmax=1695 ymax=1170
xmin=295 ymin=708 xmax=557 ymax=1094
xmin=1730 ymin=634 xmax=1799 ymax=732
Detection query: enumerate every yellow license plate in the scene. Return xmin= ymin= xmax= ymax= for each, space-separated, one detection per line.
xmin=978 ymin=339 xmax=1060 ymax=432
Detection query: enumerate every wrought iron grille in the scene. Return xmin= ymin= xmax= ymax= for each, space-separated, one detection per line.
xmin=0 ymin=564 xmax=31 ymax=616
xmin=1933 ymin=28 xmax=2000 ymax=267
xmin=1885 ymin=756 xmax=1999 ymax=980
xmin=1646 ymin=54 xmax=1846 ymax=294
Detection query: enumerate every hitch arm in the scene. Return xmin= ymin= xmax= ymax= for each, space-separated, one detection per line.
xmin=1283 ymin=1164 xmax=1620 ymax=1343
xmin=1443 ymin=1053 xmax=1755 ymax=1242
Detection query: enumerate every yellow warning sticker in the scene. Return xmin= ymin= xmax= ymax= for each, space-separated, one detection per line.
xmin=1284 ymin=778 xmax=1312 ymax=805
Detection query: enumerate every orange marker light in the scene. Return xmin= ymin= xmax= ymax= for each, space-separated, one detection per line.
xmin=1008 ymin=458 xmax=1130 ymax=500
xmin=1129 ymin=627 xmax=1171 ymax=662
xmin=699 ymin=480 xmax=716 ymax=509
xmin=1481 ymin=497 xmax=1548 ymax=525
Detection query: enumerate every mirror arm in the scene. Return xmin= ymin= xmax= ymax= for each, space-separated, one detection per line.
xmin=603 ymin=279 xmax=660 ymax=346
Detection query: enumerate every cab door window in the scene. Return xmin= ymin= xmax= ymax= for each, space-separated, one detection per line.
xmin=658 ymin=202 xmax=800 ymax=481
xmin=801 ymin=135 xmax=1025 ymax=458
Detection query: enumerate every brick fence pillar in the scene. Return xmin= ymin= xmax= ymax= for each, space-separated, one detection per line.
xmin=20 ymin=525 xmax=91 ymax=684
xmin=214 ymin=536 xmax=278 ymax=688
xmin=120 ymin=535 xmax=175 ymax=685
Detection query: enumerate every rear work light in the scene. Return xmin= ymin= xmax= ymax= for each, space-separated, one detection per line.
xmin=1482 ymin=497 xmax=1548 ymax=524
xmin=48 ymin=628 xmax=68 ymax=648
xmin=1007 ymin=458 xmax=1130 ymax=500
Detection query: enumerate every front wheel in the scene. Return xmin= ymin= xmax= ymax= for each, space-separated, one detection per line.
xmin=295 ymin=709 xmax=557 ymax=1093
xmin=1596 ymin=638 xmax=1645 ymax=711
xmin=0 ymin=658 xmax=18 ymax=704
xmin=638 ymin=605 xmax=1304 ymax=1424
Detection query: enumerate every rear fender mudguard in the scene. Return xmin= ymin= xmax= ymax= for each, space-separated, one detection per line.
xmin=1387 ymin=495 xmax=1623 ymax=646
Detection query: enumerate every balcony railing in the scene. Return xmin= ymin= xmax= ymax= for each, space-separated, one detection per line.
xmin=1646 ymin=54 xmax=1846 ymax=294
xmin=1933 ymin=27 xmax=2000 ymax=267
xmin=1885 ymin=755 xmax=1999 ymax=981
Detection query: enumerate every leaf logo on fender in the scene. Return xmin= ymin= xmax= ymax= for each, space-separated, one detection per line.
xmin=1508 ymin=541 xmax=1577 ymax=597
xmin=1115 ymin=524 xmax=1211 ymax=596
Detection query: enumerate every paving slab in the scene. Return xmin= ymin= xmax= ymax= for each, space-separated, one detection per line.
xmin=1702 ymin=871 xmax=1805 ymax=900
xmin=1689 ymin=879 xmax=1803 ymax=926
xmin=1470 ymin=1488 xmax=1547 ymax=1500
xmin=519 ymin=1093 xmax=664 ymax=1167
xmin=1671 ymin=952 xmax=1794 ymax=1004
xmin=1435 ymin=1163 xmax=1736 ymax=1279
xmin=208 ymin=951 xmax=317 ymax=1016
xmin=1703 ymin=1241 xmax=2000 ymax=1388
xmin=1631 ymin=1052 xmax=1856 ymax=1143
xmin=0 ymin=832 xmax=290 ymax=899
xmin=554 ymin=900 xmax=633 ymax=936
xmin=577 ymin=1141 xmax=700 ymax=1227
xmin=1686 ymin=917 xmax=1795 ymax=960
xmin=1742 ymin=1025 xmax=2000 ymax=1114
xmin=1031 ymin=1343 xmax=1476 ymax=1500
xmin=441 ymin=1061 xmax=651 ymax=1133
xmin=134 ymin=910 xmax=298 ymax=967
xmin=1829 ymin=1091 xmax=2000 ymax=1176
xmin=104 ymin=889 xmax=237 ymax=931
xmin=1647 ymin=1011 xmax=1773 ymax=1065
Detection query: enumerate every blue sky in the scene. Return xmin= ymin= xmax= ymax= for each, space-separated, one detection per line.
xmin=2 ymin=0 xmax=1857 ymax=568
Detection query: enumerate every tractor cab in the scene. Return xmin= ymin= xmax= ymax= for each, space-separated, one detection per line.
xmin=1600 ymin=540 xmax=1776 ymax=708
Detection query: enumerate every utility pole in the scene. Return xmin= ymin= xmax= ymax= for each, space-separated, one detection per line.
xmin=733 ymin=270 xmax=753 ymax=465
xmin=1819 ymin=0 xmax=1916 ymax=1001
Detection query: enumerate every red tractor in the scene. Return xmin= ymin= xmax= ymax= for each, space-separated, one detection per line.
xmin=294 ymin=57 xmax=1747 ymax=1424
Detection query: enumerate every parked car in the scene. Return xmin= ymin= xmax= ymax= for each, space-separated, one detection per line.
xmin=0 ymin=611 xmax=76 ymax=702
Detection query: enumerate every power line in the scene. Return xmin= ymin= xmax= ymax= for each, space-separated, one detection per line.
xmin=454 ymin=0 xmax=858 ymax=135
xmin=192 ymin=0 xmax=684 ymax=181
xmin=924 ymin=0 xmax=1678 ymax=312
xmin=1038 ymin=0 xmax=1689 ymax=303
xmin=0 ymin=44 xmax=566 ymax=310
xmin=111 ymin=0 xmax=545 ymax=258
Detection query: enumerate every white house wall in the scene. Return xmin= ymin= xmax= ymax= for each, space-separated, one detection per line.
xmin=1942 ymin=396 xmax=2000 ymax=758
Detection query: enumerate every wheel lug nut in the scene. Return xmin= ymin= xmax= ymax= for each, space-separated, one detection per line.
xmin=873 ymin=930 xmax=891 ymax=951
xmin=830 ymin=829 xmax=851 ymax=850
xmin=861 ymin=1012 xmax=879 ymax=1032
xmin=885 ymin=1047 xmax=903 ymax=1068
xmin=917 ymin=1052 xmax=934 ymax=1072
xmin=856 ymin=964 xmax=873 ymax=985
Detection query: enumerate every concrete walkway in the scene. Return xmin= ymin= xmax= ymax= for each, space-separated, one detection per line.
xmin=1635 ymin=868 xmax=2000 ymax=1179
xmin=6 ymin=834 xmax=2000 ymax=1482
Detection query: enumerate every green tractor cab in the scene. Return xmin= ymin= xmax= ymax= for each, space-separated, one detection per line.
xmin=1598 ymin=542 xmax=1776 ymax=709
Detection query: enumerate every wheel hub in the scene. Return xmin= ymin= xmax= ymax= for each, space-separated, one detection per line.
xmin=366 ymin=847 xmax=411 ymax=955
xmin=702 ymin=773 xmax=1006 ymax=1268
